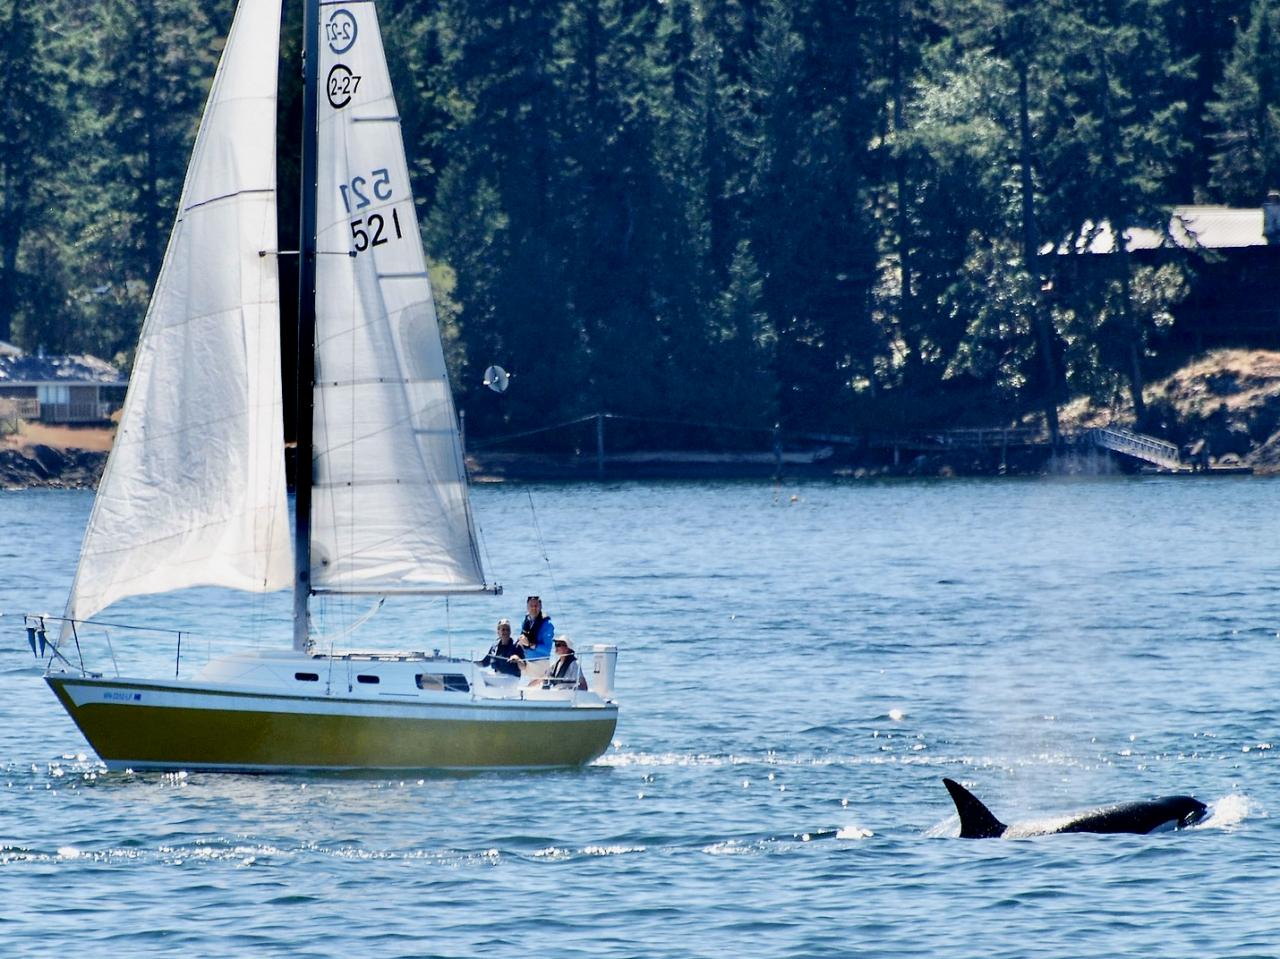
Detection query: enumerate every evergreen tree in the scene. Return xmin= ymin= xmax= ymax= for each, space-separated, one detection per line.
xmin=1165 ymin=0 xmax=1251 ymax=198
xmin=1039 ymin=0 xmax=1190 ymax=417
xmin=871 ymin=0 xmax=943 ymax=401
xmin=656 ymin=1 xmax=720 ymax=328
xmin=557 ymin=0 xmax=676 ymax=423
xmin=739 ymin=0 xmax=884 ymax=430
xmin=802 ymin=0 xmax=886 ymax=418
xmin=922 ymin=0 xmax=1076 ymax=435
xmin=95 ymin=0 xmax=223 ymax=286
xmin=1206 ymin=0 xmax=1280 ymax=202
xmin=740 ymin=0 xmax=808 ymax=427
xmin=60 ymin=0 xmax=223 ymax=362
xmin=648 ymin=2 xmax=778 ymax=431
xmin=908 ymin=45 xmax=1037 ymax=416
xmin=429 ymin=0 xmax=577 ymax=434
xmin=0 ymin=0 xmax=73 ymax=346
xmin=942 ymin=236 xmax=1038 ymax=406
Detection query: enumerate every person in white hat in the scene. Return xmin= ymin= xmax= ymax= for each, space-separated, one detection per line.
xmin=479 ymin=618 xmax=524 ymax=677
xmin=543 ymin=635 xmax=583 ymax=689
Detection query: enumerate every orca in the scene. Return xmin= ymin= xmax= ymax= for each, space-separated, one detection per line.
xmin=942 ymin=778 xmax=1207 ymax=838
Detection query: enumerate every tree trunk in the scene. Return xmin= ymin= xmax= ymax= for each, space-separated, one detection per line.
xmin=1118 ymin=247 xmax=1146 ymax=419
xmin=1017 ymin=59 xmax=1060 ymax=443
xmin=891 ymin=0 xmax=921 ymax=388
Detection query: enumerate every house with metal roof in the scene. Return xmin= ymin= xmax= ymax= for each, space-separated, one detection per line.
xmin=1047 ymin=205 xmax=1276 ymax=254
xmin=0 ymin=348 xmax=127 ymax=424
xmin=1048 ymin=204 xmax=1280 ymax=351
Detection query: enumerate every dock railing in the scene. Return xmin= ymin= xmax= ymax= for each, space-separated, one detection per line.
xmin=1085 ymin=426 xmax=1185 ymax=471
xmin=865 ymin=426 xmax=1048 ymax=451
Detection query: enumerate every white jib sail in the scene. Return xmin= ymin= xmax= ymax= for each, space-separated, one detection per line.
xmin=64 ymin=0 xmax=291 ymax=629
xmin=310 ymin=0 xmax=489 ymax=593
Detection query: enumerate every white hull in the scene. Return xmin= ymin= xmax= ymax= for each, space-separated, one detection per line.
xmin=47 ymin=649 xmax=618 ymax=772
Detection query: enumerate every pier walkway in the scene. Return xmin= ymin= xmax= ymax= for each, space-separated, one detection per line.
xmin=1084 ymin=426 xmax=1187 ymax=472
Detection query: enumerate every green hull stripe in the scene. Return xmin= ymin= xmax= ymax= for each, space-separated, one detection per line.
xmin=48 ymin=678 xmax=617 ymax=770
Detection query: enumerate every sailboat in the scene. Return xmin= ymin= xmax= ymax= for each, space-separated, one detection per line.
xmin=26 ymin=0 xmax=618 ymax=771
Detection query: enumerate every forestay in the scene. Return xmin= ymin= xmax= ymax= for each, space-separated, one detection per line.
xmin=64 ymin=0 xmax=291 ymax=631
xmin=310 ymin=0 xmax=489 ymax=594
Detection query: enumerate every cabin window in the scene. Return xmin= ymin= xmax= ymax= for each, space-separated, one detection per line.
xmin=356 ymin=674 xmax=380 ymax=684
xmin=295 ymin=672 xmax=319 ymax=682
xmin=416 ymin=673 xmax=469 ymax=693
xmin=38 ymin=384 xmax=70 ymax=405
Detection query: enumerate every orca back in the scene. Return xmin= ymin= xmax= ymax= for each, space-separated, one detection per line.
xmin=943 ymin=778 xmax=1007 ymax=838
xmin=1055 ymin=796 xmax=1207 ymax=835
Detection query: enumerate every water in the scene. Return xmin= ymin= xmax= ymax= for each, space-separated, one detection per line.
xmin=2 ymin=478 xmax=1278 ymax=957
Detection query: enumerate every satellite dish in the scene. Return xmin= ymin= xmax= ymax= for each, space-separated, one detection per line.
xmin=483 ymin=365 xmax=510 ymax=394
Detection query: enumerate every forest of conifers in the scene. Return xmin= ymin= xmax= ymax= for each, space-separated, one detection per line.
xmin=4 ymin=0 xmax=1280 ymax=441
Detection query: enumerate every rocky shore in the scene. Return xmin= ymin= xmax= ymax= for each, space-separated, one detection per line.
xmin=0 ymin=445 xmax=107 ymax=489
xmin=1058 ymin=348 xmax=1280 ymax=475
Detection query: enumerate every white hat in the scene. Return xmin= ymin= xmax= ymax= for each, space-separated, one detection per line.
xmin=554 ymin=635 xmax=574 ymax=652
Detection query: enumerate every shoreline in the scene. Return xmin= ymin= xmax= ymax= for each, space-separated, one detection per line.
xmin=2 ymin=443 xmax=1266 ymax=491
xmin=6 ymin=349 xmax=1278 ymax=487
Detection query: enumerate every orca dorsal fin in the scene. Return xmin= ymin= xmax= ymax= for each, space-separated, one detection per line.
xmin=943 ymin=778 xmax=1007 ymax=838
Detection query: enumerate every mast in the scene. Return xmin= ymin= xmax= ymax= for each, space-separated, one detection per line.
xmin=293 ymin=0 xmax=320 ymax=652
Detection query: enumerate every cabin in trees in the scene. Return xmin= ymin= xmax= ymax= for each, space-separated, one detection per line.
xmin=1050 ymin=203 xmax=1280 ymax=352
xmin=0 ymin=344 xmax=127 ymax=424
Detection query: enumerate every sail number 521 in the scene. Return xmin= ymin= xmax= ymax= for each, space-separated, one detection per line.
xmin=351 ymin=210 xmax=403 ymax=253
xmin=340 ymin=168 xmax=393 ymax=213
xmin=342 ymin=168 xmax=405 ymax=253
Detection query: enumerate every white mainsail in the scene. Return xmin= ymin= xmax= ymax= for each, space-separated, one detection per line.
xmin=310 ymin=0 xmax=489 ymax=594
xmin=64 ymin=0 xmax=290 ymax=629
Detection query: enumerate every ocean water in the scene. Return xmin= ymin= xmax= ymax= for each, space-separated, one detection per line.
xmin=1 ymin=477 xmax=1278 ymax=958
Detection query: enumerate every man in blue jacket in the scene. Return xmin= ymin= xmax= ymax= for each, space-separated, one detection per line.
xmin=517 ymin=595 xmax=554 ymax=660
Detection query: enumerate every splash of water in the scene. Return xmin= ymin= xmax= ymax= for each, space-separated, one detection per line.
xmin=1197 ymin=793 xmax=1254 ymax=829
